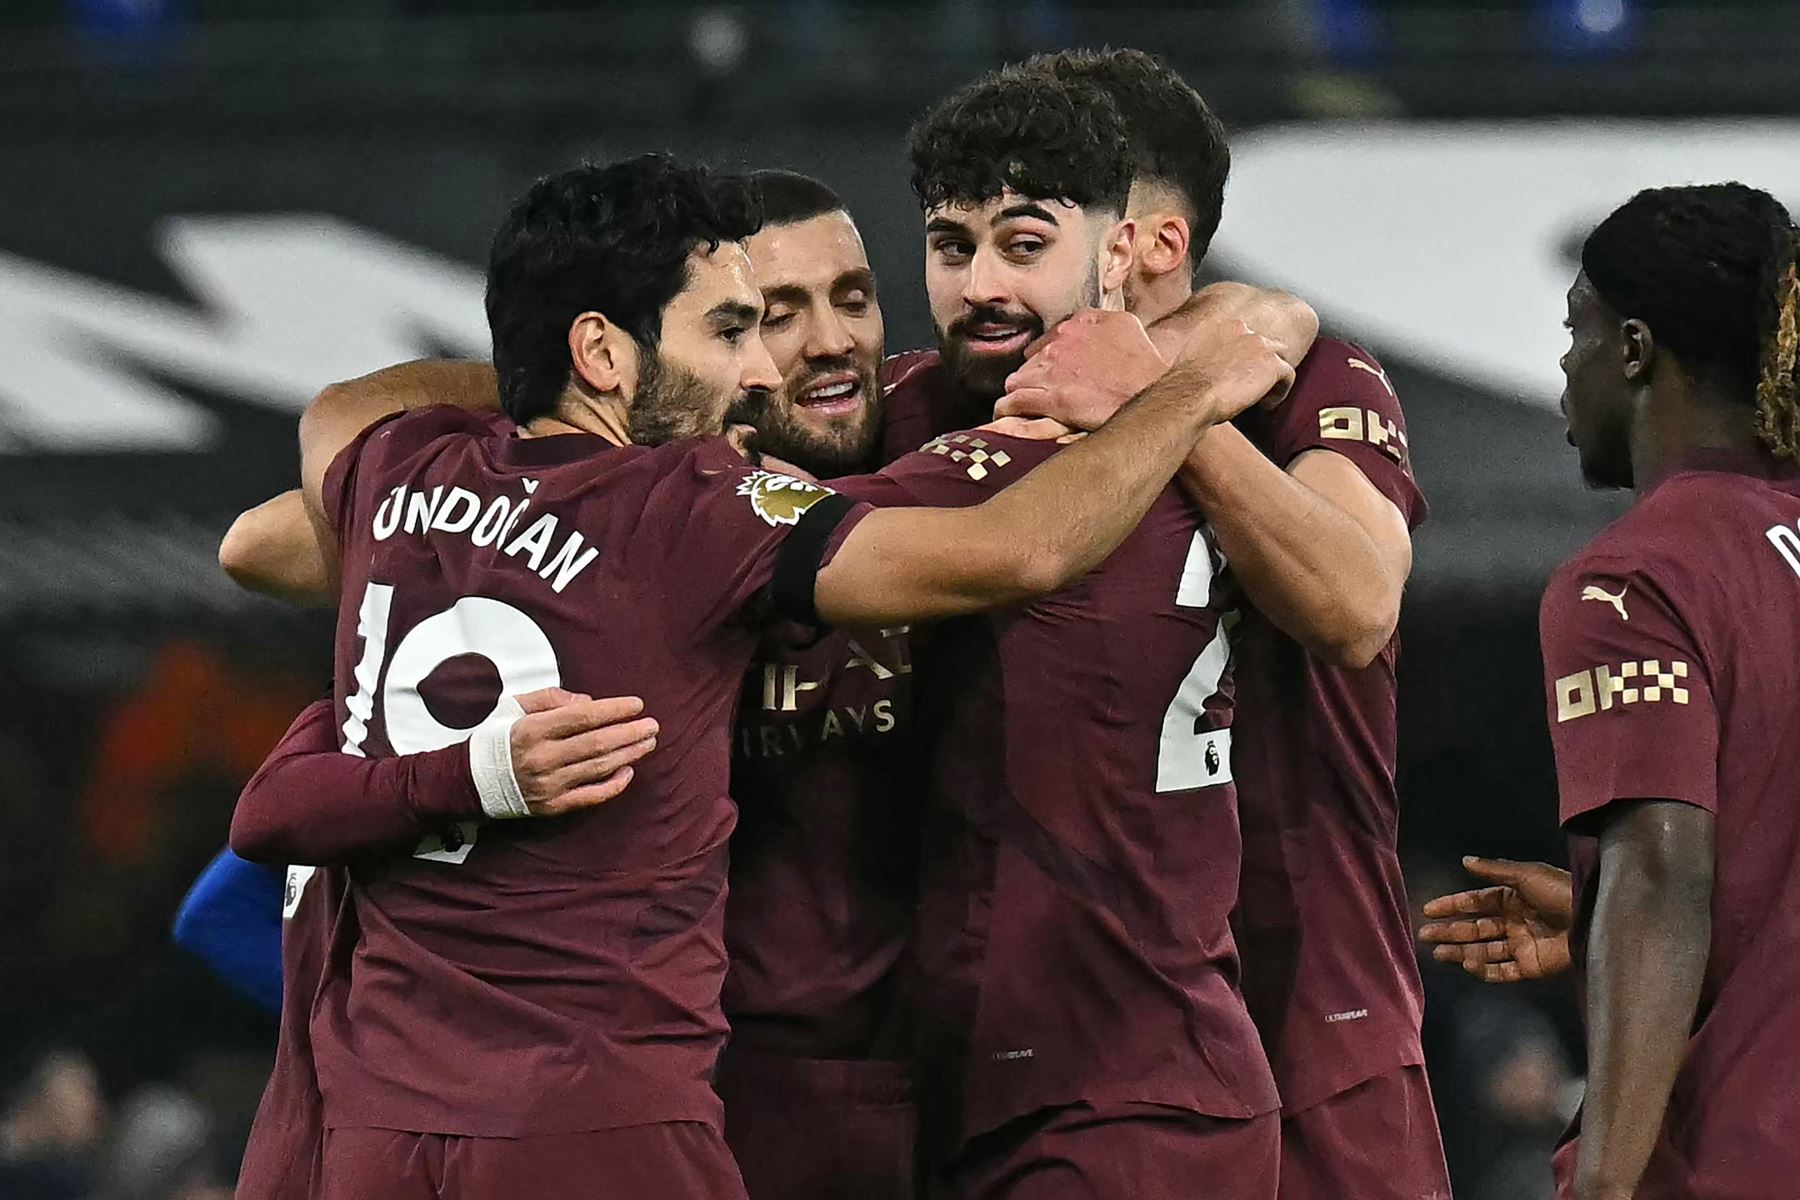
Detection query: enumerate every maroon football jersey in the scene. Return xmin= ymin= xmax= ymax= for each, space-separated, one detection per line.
xmin=1540 ymin=448 xmax=1800 ymax=1199
xmin=236 ymin=702 xmax=345 ymax=1200
xmin=310 ymin=406 xmax=867 ymax=1138
xmin=880 ymin=350 xmax=979 ymax=464
xmin=1228 ymin=340 xmax=1432 ymax=1110
xmin=836 ymin=428 xmax=1280 ymax=1151
xmin=723 ymin=621 xmax=919 ymax=1058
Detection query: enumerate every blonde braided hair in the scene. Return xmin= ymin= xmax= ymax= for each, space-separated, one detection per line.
xmin=1756 ymin=229 xmax=1800 ymax=459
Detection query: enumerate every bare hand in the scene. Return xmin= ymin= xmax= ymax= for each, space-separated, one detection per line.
xmin=978 ymin=416 xmax=1083 ymax=444
xmin=507 ymin=689 xmax=659 ymax=816
xmin=1154 ymin=282 xmax=1319 ymax=370
xmin=1418 ymin=856 xmax=1575 ymax=983
xmin=998 ymin=309 xmax=1168 ymax=431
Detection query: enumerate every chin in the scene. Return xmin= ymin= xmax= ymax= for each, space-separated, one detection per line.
xmin=1579 ymin=455 xmax=1634 ymax=492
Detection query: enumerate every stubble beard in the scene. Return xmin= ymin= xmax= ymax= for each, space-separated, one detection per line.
xmin=628 ymin=352 xmax=731 ymax=446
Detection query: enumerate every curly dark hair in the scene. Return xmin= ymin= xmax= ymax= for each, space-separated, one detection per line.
xmin=485 ymin=153 xmax=762 ymax=425
xmin=1582 ymin=182 xmax=1800 ymax=458
xmin=1022 ymin=47 xmax=1230 ymax=269
xmin=907 ymin=67 xmax=1134 ymax=216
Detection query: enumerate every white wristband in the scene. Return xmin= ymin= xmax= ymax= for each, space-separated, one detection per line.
xmin=468 ymin=695 xmax=531 ymax=820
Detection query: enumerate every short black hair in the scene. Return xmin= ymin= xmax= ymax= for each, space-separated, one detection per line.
xmin=1023 ymin=47 xmax=1230 ymax=267
xmin=747 ymin=170 xmax=844 ymax=227
xmin=1582 ymin=183 xmax=1800 ymax=457
xmin=908 ymin=67 xmax=1134 ymax=216
xmin=485 ymin=153 xmax=762 ymax=425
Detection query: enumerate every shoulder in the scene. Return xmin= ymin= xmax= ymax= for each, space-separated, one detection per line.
xmin=1540 ymin=503 xmax=1706 ymax=651
xmin=880 ymin=349 xmax=942 ymax=393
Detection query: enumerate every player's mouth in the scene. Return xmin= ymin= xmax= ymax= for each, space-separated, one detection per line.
xmin=793 ymin=371 xmax=865 ymax=418
xmin=958 ymin=322 xmax=1036 ymax=356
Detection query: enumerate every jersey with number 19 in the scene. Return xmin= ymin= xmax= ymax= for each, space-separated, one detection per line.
xmin=836 ymin=424 xmax=1281 ymax=1153
xmin=309 ymin=406 xmax=867 ymax=1140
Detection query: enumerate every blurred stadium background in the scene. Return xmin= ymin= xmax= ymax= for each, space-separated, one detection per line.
xmin=1 ymin=1 xmax=1796 ymax=1197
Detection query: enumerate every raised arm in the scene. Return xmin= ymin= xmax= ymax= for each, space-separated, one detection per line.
xmin=812 ymin=313 xmax=1291 ymax=627
xmin=219 ymin=359 xmax=499 ymax=603
xmin=230 ymin=690 xmax=658 ymax=866
xmin=1001 ymin=291 xmax=1407 ymax=667
xmin=1572 ymin=800 xmax=1714 ymax=1200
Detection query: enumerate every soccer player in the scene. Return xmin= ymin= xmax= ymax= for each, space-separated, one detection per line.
xmin=710 ymin=170 xmax=921 ymax=1200
xmin=993 ymin=49 xmax=1445 ymax=1198
xmin=240 ymin=150 xmax=1294 ymax=1200
xmin=222 ymin=170 xmax=913 ymax=1200
xmin=220 ymin=160 xmax=1314 ymax=1199
xmin=824 ymin=68 xmax=1292 ymax=1199
xmin=1422 ymin=182 xmax=1800 ymax=1200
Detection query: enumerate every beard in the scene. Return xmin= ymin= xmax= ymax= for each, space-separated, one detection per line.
xmin=936 ymin=270 xmax=1102 ymax=407
xmin=628 ymin=352 xmax=732 ymax=446
xmin=733 ymin=356 xmax=884 ymax=476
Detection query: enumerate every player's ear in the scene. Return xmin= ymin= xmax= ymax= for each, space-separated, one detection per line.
xmin=1135 ymin=213 xmax=1191 ymax=284
xmin=568 ymin=311 xmax=637 ymax=397
xmin=1620 ymin=317 xmax=1655 ymax=385
xmin=1099 ymin=217 xmax=1136 ymax=303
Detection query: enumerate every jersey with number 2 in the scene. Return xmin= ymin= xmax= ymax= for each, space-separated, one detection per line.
xmin=835 ymin=428 xmax=1280 ymax=1147
xmin=309 ymin=406 xmax=865 ymax=1141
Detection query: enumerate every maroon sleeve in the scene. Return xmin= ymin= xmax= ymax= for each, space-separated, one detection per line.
xmin=229 ymin=700 xmax=482 ymax=866
xmin=836 ymin=427 xmax=1058 ymax=509
xmin=662 ymin=440 xmax=873 ymax=632
xmin=1246 ymin=339 xmax=1427 ymax=530
xmin=1539 ymin=553 xmax=1718 ymax=829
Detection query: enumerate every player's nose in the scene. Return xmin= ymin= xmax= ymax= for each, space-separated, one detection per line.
xmin=741 ymin=333 xmax=782 ymax=394
xmin=808 ymin=307 xmax=855 ymax=359
xmin=961 ymin=246 xmax=1010 ymax=308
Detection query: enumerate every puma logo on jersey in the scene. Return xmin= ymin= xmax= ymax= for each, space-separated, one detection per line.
xmin=738 ymin=470 xmax=834 ymax=527
xmin=1346 ymin=356 xmax=1397 ymax=399
xmin=1581 ymin=584 xmax=1630 ymax=622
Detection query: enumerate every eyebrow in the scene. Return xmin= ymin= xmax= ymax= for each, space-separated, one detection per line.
xmin=925 ymin=217 xmax=972 ymax=238
xmin=706 ymin=300 xmax=761 ymax=326
xmin=998 ymin=201 xmax=1062 ymax=226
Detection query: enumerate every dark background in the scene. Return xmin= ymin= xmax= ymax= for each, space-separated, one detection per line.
xmin=3 ymin=3 xmax=1795 ymax=1197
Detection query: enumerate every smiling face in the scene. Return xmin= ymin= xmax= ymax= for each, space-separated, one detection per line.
xmin=1559 ymin=271 xmax=1638 ymax=490
xmin=924 ymin=189 xmax=1126 ymax=403
xmin=740 ymin=210 xmax=886 ymax=475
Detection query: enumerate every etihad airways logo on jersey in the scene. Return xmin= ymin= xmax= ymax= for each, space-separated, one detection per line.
xmin=1555 ymin=659 xmax=1691 ymax=723
xmin=738 ymin=470 xmax=834 ymax=527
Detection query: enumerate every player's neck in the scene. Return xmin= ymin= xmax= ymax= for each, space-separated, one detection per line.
xmin=1630 ymin=388 xmax=1765 ymax=497
xmin=1129 ymin=272 xmax=1193 ymax=328
xmin=522 ymin=392 xmax=632 ymax=447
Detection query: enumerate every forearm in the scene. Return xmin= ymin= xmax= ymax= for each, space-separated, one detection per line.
xmin=1577 ymin=805 xmax=1714 ymax=1198
xmin=229 ymin=704 xmax=483 ymax=865
xmin=1154 ymin=282 xmax=1319 ymax=369
xmin=1180 ymin=435 xmax=1402 ymax=665
xmin=219 ymin=489 xmax=338 ymax=605
xmin=299 ymin=359 xmax=499 ymax=516
xmin=817 ymin=362 xmax=1230 ymax=626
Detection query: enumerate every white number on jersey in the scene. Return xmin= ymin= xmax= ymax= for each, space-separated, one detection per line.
xmin=1156 ymin=531 xmax=1234 ymax=792
xmin=340 ymin=581 xmax=563 ymax=862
